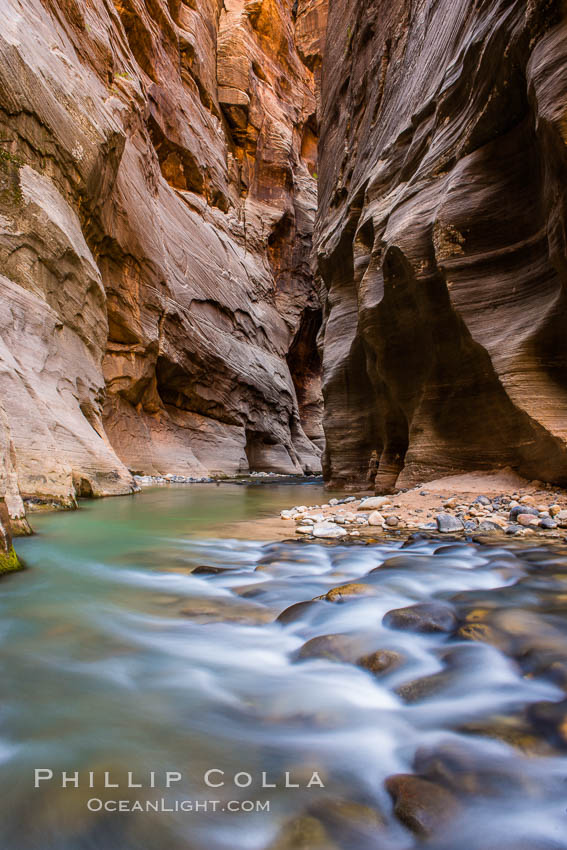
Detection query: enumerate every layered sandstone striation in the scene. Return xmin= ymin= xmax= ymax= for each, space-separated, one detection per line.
xmin=0 ymin=0 xmax=324 ymax=517
xmin=316 ymin=0 xmax=567 ymax=492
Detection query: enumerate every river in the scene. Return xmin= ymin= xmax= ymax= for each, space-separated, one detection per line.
xmin=2 ymin=482 xmax=567 ymax=849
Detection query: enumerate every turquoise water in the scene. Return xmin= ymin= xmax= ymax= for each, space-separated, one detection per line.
xmin=2 ymin=484 xmax=567 ymax=849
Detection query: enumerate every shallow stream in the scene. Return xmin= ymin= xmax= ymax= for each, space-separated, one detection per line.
xmin=2 ymin=483 xmax=567 ymax=849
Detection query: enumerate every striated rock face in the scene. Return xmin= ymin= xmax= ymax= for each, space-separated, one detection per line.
xmin=317 ymin=0 xmax=567 ymax=491
xmin=0 ymin=0 xmax=324 ymax=510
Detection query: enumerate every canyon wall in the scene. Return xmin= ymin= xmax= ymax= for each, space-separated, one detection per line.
xmin=317 ymin=0 xmax=567 ymax=491
xmin=0 ymin=0 xmax=324 ymax=513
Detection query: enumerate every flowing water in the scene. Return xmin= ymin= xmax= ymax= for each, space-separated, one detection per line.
xmin=2 ymin=483 xmax=567 ymax=850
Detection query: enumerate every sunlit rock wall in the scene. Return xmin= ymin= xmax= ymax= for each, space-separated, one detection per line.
xmin=0 ymin=0 xmax=325 ymax=510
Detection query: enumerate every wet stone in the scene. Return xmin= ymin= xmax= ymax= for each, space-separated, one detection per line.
xmin=266 ymin=815 xmax=337 ymax=850
xmin=527 ymin=699 xmax=567 ymax=749
xmin=357 ymin=649 xmax=404 ymax=676
xmin=180 ymin=598 xmax=273 ymax=624
xmin=413 ymin=739 xmax=529 ymax=797
xmin=307 ymin=799 xmax=386 ymax=848
xmin=383 ymin=602 xmax=458 ymax=634
xmin=385 ymin=774 xmax=460 ymax=838
xmin=396 ymin=670 xmax=454 ymax=703
xmin=319 ymin=583 xmax=376 ymax=603
xmin=276 ymin=600 xmax=320 ymax=625
xmin=295 ymin=634 xmax=359 ymax=663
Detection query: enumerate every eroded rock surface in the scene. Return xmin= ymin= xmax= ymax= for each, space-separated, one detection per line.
xmin=316 ymin=0 xmax=567 ymax=491
xmin=0 ymin=0 xmax=324 ymax=508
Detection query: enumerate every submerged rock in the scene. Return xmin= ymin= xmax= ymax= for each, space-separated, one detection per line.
xmin=266 ymin=815 xmax=336 ymax=850
xmin=527 ymin=700 xmax=567 ymax=749
xmin=307 ymin=799 xmax=386 ymax=846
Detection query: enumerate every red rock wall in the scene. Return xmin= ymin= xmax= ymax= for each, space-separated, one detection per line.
xmin=317 ymin=0 xmax=567 ymax=491
xmin=0 ymin=0 xmax=325 ymax=507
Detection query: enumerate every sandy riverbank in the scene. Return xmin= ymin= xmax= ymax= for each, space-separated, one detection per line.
xmin=225 ymin=470 xmax=567 ymax=542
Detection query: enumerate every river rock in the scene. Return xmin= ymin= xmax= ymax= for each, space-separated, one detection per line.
xmin=276 ymin=600 xmax=320 ymax=625
xmin=307 ymin=799 xmax=386 ymax=846
xmin=385 ymin=774 xmax=460 ymax=838
xmin=383 ymin=602 xmax=458 ymax=634
xmin=266 ymin=815 xmax=336 ymax=850
xmin=358 ymin=497 xmax=392 ymax=511
xmin=413 ymin=740 xmax=527 ymax=798
xmin=191 ymin=566 xmax=230 ymax=575
xmin=368 ymin=511 xmax=385 ymax=526
xmin=527 ymin=699 xmax=567 ymax=749
xmin=357 ymin=649 xmax=405 ymax=676
xmin=477 ymin=520 xmax=503 ymax=533
xmin=295 ymin=634 xmax=360 ymax=663
xmin=397 ymin=670 xmax=454 ymax=703
xmin=320 ymin=583 xmax=375 ymax=603
xmin=436 ymin=514 xmax=464 ymax=533
xmin=509 ymin=505 xmax=540 ymax=521
xmin=539 ymin=517 xmax=557 ymax=530
xmin=517 ymin=513 xmax=540 ymax=527
xmin=311 ymin=524 xmax=347 ymax=539
xmin=180 ymin=598 xmax=273 ymax=624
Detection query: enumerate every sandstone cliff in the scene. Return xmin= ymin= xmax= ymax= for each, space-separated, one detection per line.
xmin=0 ymin=0 xmax=323 ymax=514
xmin=317 ymin=0 xmax=567 ymax=492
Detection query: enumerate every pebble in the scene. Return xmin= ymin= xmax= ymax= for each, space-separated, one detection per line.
xmin=368 ymin=511 xmax=384 ymax=527
xmin=477 ymin=520 xmax=503 ymax=532
xmin=385 ymin=516 xmax=400 ymax=527
xmin=358 ymin=496 xmax=392 ymax=511
xmin=436 ymin=513 xmax=464 ymax=533
xmin=539 ymin=517 xmax=557 ymax=530
xmin=509 ymin=505 xmax=539 ymax=521
xmin=517 ymin=514 xmax=540 ymax=527
xmin=311 ymin=524 xmax=347 ymax=539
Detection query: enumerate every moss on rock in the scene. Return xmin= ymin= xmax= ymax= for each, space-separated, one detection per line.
xmin=0 ymin=546 xmax=22 ymax=575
